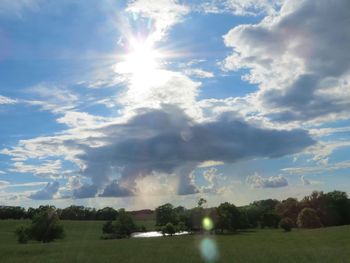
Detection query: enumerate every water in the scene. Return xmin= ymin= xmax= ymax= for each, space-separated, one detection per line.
xmin=131 ymin=231 xmax=190 ymax=238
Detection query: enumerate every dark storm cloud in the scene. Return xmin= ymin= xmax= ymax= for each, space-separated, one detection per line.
xmin=29 ymin=181 xmax=59 ymax=200
xmin=73 ymin=184 xmax=98 ymax=199
xmin=73 ymin=105 xmax=315 ymax=198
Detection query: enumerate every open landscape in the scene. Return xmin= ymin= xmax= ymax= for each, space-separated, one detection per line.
xmin=1 ymin=0 xmax=350 ymax=262
xmin=0 ymin=220 xmax=349 ymax=263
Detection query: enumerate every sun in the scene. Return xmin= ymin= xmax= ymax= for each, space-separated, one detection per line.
xmin=115 ymin=38 xmax=164 ymax=91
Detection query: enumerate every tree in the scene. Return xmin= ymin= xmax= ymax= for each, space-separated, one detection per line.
xmin=216 ymin=202 xmax=241 ymax=233
xmin=279 ymin=217 xmax=293 ymax=232
xmin=101 ymin=209 xmax=136 ymax=239
xmin=275 ymin=198 xmax=301 ymax=225
xmin=198 ymin=198 xmax=207 ymax=208
xmin=297 ymin=208 xmax=322 ymax=228
xmin=162 ymin=222 xmax=176 ymax=236
xmin=260 ymin=213 xmax=280 ymax=229
xmin=155 ymin=203 xmax=175 ymax=226
xmin=96 ymin=207 xmax=118 ymax=221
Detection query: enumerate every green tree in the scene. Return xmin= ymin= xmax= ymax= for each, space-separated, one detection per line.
xmin=101 ymin=209 xmax=136 ymax=239
xmin=162 ymin=222 xmax=176 ymax=236
xmin=297 ymin=208 xmax=322 ymax=228
xmin=216 ymin=202 xmax=241 ymax=233
xmin=155 ymin=203 xmax=175 ymax=226
xmin=197 ymin=198 xmax=207 ymax=208
xmin=260 ymin=212 xmax=281 ymax=228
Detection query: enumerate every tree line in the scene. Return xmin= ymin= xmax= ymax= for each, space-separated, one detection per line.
xmin=10 ymin=190 xmax=350 ymax=243
xmin=0 ymin=205 xmax=119 ymax=221
xmin=153 ymin=190 xmax=350 ymax=233
xmin=2 ymin=190 xmax=349 ymax=230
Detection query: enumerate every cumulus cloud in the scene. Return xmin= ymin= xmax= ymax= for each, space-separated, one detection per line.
xmin=223 ymin=0 xmax=350 ymax=124
xmin=246 ymin=173 xmax=288 ymax=188
xmin=73 ymin=105 xmax=313 ymax=197
xmin=29 ymin=181 xmax=59 ymax=200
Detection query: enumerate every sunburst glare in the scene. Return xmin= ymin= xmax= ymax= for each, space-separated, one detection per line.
xmin=114 ymin=37 xmax=167 ymax=93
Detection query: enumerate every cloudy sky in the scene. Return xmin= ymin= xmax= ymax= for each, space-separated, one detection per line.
xmin=0 ymin=0 xmax=349 ymax=209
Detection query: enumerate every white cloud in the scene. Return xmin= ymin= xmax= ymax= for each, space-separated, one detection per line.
xmin=223 ymin=0 xmax=350 ymax=124
xmin=184 ymin=68 xmax=214 ymax=79
xmin=9 ymin=160 xmax=62 ymax=178
xmin=126 ymin=0 xmax=189 ymax=41
xmin=0 ymin=95 xmax=17 ymax=105
xmin=246 ymin=172 xmax=288 ymax=188
xmin=117 ymin=70 xmax=202 ymax=118
xmin=25 ymin=84 xmax=79 ymax=114
xmin=195 ymin=0 xmax=284 ymax=16
xmin=282 ymin=160 xmax=350 ymax=175
xmin=7 ymin=181 xmax=48 ymax=188
xmin=56 ymin=111 xmax=111 ymax=129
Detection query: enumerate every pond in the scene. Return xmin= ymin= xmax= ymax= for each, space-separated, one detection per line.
xmin=131 ymin=231 xmax=190 ymax=238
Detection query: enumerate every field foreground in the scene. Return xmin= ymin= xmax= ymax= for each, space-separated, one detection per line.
xmin=0 ymin=220 xmax=349 ymax=263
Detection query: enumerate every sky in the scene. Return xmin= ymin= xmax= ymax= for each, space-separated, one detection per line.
xmin=0 ymin=0 xmax=349 ymax=210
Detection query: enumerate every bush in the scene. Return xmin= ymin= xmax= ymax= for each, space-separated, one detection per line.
xmin=15 ymin=225 xmax=30 ymax=244
xmin=297 ymin=208 xmax=322 ymax=228
xmin=101 ymin=209 xmax=136 ymax=239
xmin=14 ymin=208 xmax=64 ymax=244
xmin=162 ymin=222 xmax=176 ymax=236
xmin=279 ymin=217 xmax=294 ymax=232
xmin=30 ymin=208 xmax=64 ymax=242
xmin=102 ymin=221 xmax=114 ymax=234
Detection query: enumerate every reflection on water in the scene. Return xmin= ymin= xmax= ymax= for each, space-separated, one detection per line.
xmin=131 ymin=231 xmax=190 ymax=238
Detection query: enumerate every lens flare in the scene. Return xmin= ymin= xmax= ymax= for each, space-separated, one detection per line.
xmin=202 ymin=217 xmax=214 ymax=231
xmin=200 ymin=238 xmax=219 ymax=262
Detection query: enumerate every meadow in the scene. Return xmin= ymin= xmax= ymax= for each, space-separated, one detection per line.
xmin=0 ymin=220 xmax=349 ymax=263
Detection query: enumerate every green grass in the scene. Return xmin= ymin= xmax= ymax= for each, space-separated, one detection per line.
xmin=0 ymin=220 xmax=349 ymax=263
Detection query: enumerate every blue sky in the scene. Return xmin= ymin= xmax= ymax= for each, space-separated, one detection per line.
xmin=0 ymin=0 xmax=349 ymax=209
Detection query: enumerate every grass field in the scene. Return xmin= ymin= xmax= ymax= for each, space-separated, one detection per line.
xmin=0 ymin=220 xmax=349 ymax=263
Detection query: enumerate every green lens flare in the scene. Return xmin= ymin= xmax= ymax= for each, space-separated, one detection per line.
xmin=202 ymin=217 xmax=214 ymax=231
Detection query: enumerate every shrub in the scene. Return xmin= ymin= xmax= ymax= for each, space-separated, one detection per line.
xmin=102 ymin=221 xmax=114 ymax=234
xmin=279 ymin=217 xmax=294 ymax=232
xmin=297 ymin=208 xmax=322 ymax=228
xmin=30 ymin=208 xmax=64 ymax=242
xmin=101 ymin=209 xmax=136 ymax=239
xmin=14 ymin=208 xmax=64 ymax=244
xmin=15 ymin=225 xmax=30 ymax=244
xmin=162 ymin=222 xmax=176 ymax=236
